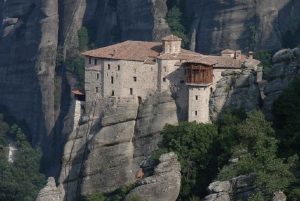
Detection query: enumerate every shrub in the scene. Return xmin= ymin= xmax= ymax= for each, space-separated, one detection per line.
xmin=78 ymin=27 xmax=89 ymax=51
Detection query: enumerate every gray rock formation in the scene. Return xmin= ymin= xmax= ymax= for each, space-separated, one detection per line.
xmin=210 ymin=61 xmax=261 ymax=120
xmin=262 ymin=47 xmax=300 ymax=120
xmin=272 ymin=191 xmax=287 ymax=201
xmin=188 ymin=0 xmax=300 ymax=54
xmin=0 ymin=0 xmax=60 ymax=174
xmin=36 ymin=177 xmax=61 ymax=201
xmin=58 ymin=91 xmax=178 ymax=200
xmin=203 ymin=173 xmax=256 ymax=201
xmin=125 ymin=152 xmax=181 ymax=201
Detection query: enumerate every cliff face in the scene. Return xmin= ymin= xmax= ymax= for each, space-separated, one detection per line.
xmin=58 ymin=92 xmax=178 ymax=200
xmin=1 ymin=1 xmax=300 ymax=199
xmin=188 ymin=0 xmax=300 ymax=54
xmin=0 ymin=0 xmax=58 ymax=172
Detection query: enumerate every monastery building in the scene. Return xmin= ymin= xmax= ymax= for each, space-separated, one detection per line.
xmin=82 ymin=35 xmax=259 ymax=123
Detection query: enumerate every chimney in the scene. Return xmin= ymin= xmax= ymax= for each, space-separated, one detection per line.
xmin=235 ymin=50 xmax=241 ymax=60
xmin=249 ymin=51 xmax=253 ymax=59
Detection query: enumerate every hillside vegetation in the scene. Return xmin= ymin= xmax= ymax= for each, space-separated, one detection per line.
xmin=0 ymin=107 xmax=46 ymax=201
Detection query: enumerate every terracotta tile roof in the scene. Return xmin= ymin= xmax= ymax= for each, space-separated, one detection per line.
xmin=209 ymin=56 xmax=242 ymax=68
xmin=161 ymin=34 xmax=182 ymax=41
xmin=186 ymin=57 xmax=218 ymax=66
xmin=72 ymin=88 xmax=85 ymax=95
xmin=82 ymin=40 xmax=260 ymax=69
xmin=144 ymin=58 xmax=156 ymax=65
xmin=221 ymin=49 xmax=235 ymax=54
xmin=82 ymin=41 xmax=162 ymax=62
xmin=157 ymin=49 xmax=203 ymax=60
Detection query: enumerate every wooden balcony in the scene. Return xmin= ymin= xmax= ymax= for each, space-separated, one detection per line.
xmin=185 ymin=64 xmax=213 ymax=86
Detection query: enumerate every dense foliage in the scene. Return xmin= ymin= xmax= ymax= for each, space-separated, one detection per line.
xmin=0 ymin=109 xmax=45 ymax=201
xmin=161 ymin=122 xmax=219 ymax=199
xmin=157 ymin=109 xmax=298 ymax=200
xmin=65 ymin=54 xmax=85 ymax=87
xmin=253 ymin=50 xmax=276 ymax=78
xmin=273 ymin=77 xmax=300 ymax=157
xmin=166 ymin=6 xmax=189 ymax=48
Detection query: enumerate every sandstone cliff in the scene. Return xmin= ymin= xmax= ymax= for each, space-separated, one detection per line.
xmin=125 ymin=152 xmax=181 ymax=201
xmin=210 ymin=60 xmax=261 ymax=121
xmin=203 ymin=174 xmax=287 ymax=201
xmin=262 ymin=47 xmax=300 ymax=120
xmin=189 ymin=0 xmax=300 ymax=54
xmin=58 ymin=91 xmax=178 ymax=200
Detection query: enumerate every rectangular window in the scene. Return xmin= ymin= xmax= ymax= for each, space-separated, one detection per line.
xmin=96 ymin=73 xmax=99 ymax=80
xmin=130 ymin=88 xmax=133 ymax=95
xmin=108 ymin=64 xmax=110 ymax=70
xmin=89 ymin=57 xmax=91 ymax=64
xmin=163 ymin=77 xmax=166 ymax=82
xmin=164 ymin=67 xmax=167 ymax=72
xmin=133 ymin=77 xmax=137 ymax=82
xmin=195 ymin=111 xmax=198 ymax=116
xmin=111 ymin=76 xmax=114 ymax=84
xmin=95 ymin=87 xmax=99 ymax=93
xmin=195 ymin=95 xmax=198 ymax=100
xmin=94 ymin=59 xmax=97 ymax=65
xmin=118 ymin=65 xmax=120 ymax=71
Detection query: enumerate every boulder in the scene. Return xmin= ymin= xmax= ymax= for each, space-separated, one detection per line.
xmin=125 ymin=152 xmax=181 ymax=201
xmin=272 ymin=191 xmax=287 ymax=201
xmin=272 ymin=49 xmax=294 ymax=63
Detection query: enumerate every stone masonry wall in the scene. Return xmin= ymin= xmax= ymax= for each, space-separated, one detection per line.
xmin=102 ymin=59 xmax=158 ymax=99
xmin=188 ymin=86 xmax=211 ymax=123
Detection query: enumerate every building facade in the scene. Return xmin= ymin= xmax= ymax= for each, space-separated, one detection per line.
xmin=82 ymin=35 xmax=259 ymax=123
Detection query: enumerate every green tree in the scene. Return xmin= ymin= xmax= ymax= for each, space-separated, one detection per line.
xmin=161 ymin=122 xmax=219 ymax=199
xmin=65 ymin=54 xmax=85 ymax=87
xmin=254 ymin=50 xmax=276 ymax=78
xmin=273 ymin=77 xmax=300 ymax=157
xmin=218 ymin=111 xmax=297 ymax=199
xmin=78 ymin=27 xmax=89 ymax=51
xmin=166 ymin=6 xmax=189 ymax=48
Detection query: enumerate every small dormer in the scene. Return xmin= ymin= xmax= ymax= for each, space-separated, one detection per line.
xmin=221 ymin=49 xmax=235 ymax=58
xmin=161 ymin=34 xmax=182 ymax=55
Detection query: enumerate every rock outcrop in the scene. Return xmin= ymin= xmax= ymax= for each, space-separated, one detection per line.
xmin=36 ymin=177 xmax=61 ymax=201
xmin=210 ymin=60 xmax=261 ymax=120
xmin=58 ymin=91 xmax=178 ymax=200
xmin=189 ymin=0 xmax=300 ymax=54
xmin=203 ymin=173 xmax=256 ymax=201
xmin=125 ymin=152 xmax=181 ymax=201
xmin=262 ymin=47 xmax=300 ymax=120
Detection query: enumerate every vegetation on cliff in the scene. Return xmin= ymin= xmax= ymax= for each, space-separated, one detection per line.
xmin=0 ymin=107 xmax=46 ymax=201
xmin=156 ymin=108 xmax=299 ymax=200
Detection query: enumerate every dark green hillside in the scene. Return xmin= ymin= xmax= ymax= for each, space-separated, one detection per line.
xmin=0 ymin=108 xmax=46 ymax=201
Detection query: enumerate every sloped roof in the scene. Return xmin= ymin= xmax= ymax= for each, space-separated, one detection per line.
xmin=82 ymin=41 xmax=162 ymax=62
xmin=82 ymin=39 xmax=260 ymax=69
xmin=221 ymin=49 xmax=235 ymax=54
xmin=161 ymin=34 xmax=182 ymax=41
xmin=72 ymin=88 xmax=85 ymax=95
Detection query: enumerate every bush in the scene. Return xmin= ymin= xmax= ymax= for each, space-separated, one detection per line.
xmin=65 ymin=54 xmax=85 ymax=87
xmin=161 ymin=122 xmax=219 ymax=199
xmin=273 ymin=76 xmax=300 ymax=156
xmin=166 ymin=6 xmax=189 ymax=48
xmin=217 ymin=111 xmax=297 ymax=199
xmin=78 ymin=27 xmax=89 ymax=51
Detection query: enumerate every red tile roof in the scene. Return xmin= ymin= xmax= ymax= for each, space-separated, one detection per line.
xmin=82 ymin=40 xmax=260 ymax=69
xmin=161 ymin=34 xmax=182 ymax=41
xmin=72 ymin=88 xmax=85 ymax=95
xmin=82 ymin=41 xmax=162 ymax=62
xmin=221 ymin=49 xmax=235 ymax=54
